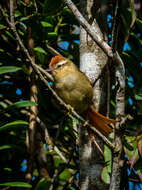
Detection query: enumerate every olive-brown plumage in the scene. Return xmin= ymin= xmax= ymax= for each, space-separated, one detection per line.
xmin=49 ymin=56 xmax=115 ymax=135
xmin=52 ymin=60 xmax=93 ymax=114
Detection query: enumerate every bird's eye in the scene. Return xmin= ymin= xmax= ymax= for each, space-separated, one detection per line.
xmin=56 ymin=60 xmax=67 ymax=69
xmin=57 ymin=64 xmax=62 ymax=68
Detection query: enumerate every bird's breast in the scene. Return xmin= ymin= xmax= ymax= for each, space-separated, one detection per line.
xmin=53 ymin=65 xmax=93 ymax=113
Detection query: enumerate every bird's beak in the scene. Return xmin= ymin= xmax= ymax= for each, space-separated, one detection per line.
xmin=46 ymin=67 xmax=55 ymax=72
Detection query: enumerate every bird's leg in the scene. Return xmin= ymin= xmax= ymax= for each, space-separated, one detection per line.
xmin=66 ymin=104 xmax=75 ymax=113
xmin=83 ymin=120 xmax=90 ymax=127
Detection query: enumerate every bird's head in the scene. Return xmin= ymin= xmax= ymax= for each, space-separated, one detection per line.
xmin=49 ymin=56 xmax=68 ymax=72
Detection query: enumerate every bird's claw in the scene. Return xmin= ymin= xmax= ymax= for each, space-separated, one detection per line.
xmin=83 ymin=121 xmax=89 ymax=127
xmin=67 ymin=104 xmax=74 ymax=113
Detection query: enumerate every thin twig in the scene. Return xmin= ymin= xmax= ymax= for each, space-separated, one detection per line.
xmin=92 ymin=136 xmax=104 ymax=157
xmin=0 ymin=6 xmax=115 ymax=150
xmin=0 ymin=7 xmax=53 ymax=82
xmin=46 ymin=43 xmax=62 ymax=56
xmin=111 ymin=0 xmax=119 ymax=52
xmin=106 ymin=64 xmax=110 ymax=117
xmin=26 ymin=26 xmax=38 ymax=182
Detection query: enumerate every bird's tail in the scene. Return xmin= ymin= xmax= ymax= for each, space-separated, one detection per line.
xmin=87 ymin=106 xmax=116 ymax=136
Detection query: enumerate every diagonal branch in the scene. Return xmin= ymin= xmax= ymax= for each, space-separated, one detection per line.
xmin=0 ymin=6 xmax=53 ymax=82
xmin=0 ymin=5 xmax=115 ymax=150
xmin=45 ymin=43 xmax=62 ymax=56
xmin=62 ymin=0 xmax=124 ymax=67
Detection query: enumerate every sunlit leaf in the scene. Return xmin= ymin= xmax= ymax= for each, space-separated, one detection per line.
xmin=1 ymin=100 xmax=37 ymax=114
xmin=5 ymin=31 xmax=15 ymax=40
xmin=129 ymin=149 xmax=139 ymax=170
xmin=34 ymin=47 xmax=47 ymax=55
xmin=0 ymin=66 xmax=21 ymax=74
xmin=0 ymin=145 xmax=16 ymax=150
xmin=136 ymin=18 xmax=142 ymax=32
xmin=137 ymin=135 xmax=142 ymax=157
xmin=4 ymin=168 xmax=12 ymax=172
xmin=59 ymin=168 xmax=71 ymax=182
xmin=124 ymin=136 xmax=139 ymax=169
xmin=135 ymin=94 xmax=142 ymax=100
xmin=0 ymin=24 xmax=5 ymax=29
xmin=0 ymin=182 xmax=32 ymax=188
xmin=104 ymin=144 xmax=112 ymax=173
xmin=69 ymin=187 xmax=76 ymax=190
xmin=20 ymin=17 xmax=29 ymax=21
xmin=0 ymin=120 xmax=28 ymax=132
xmin=14 ymin=10 xmax=22 ymax=17
xmin=101 ymin=166 xmax=110 ymax=185
xmin=48 ymin=32 xmax=57 ymax=37
xmin=41 ymin=21 xmax=53 ymax=27
xmin=34 ymin=178 xmax=51 ymax=190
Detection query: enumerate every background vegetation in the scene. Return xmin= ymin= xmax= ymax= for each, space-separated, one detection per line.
xmin=0 ymin=0 xmax=142 ymax=189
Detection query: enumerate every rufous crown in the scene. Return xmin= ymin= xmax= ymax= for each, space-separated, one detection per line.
xmin=49 ymin=56 xmax=66 ymax=67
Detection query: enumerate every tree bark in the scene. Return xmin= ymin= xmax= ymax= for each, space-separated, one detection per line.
xmin=79 ymin=0 xmax=108 ymax=189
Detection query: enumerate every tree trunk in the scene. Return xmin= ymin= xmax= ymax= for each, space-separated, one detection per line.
xmin=79 ymin=0 xmax=108 ymax=189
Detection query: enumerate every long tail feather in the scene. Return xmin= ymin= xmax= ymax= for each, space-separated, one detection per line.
xmin=87 ymin=106 xmax=116 ymax=136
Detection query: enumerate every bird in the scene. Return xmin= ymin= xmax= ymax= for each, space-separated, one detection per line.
xmin=48 ymin=55 xmax=116 ymax=136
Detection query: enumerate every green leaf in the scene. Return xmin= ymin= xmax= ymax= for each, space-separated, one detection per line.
xmin=12 ymin=100 xmax=37 ymax=108
xmin=41 ymin=21 xmax=53 ymax=27
xmin=69 ymin=187 xmax=76 ymax=190
xmin=0 ymin=24 xmax=5 ymax=29
xmin=0 ymin=145 xmax=15 ymax=150
xmin=34 ymin=178 xmax=51 ymax=190
xmin=14 ymin=10 xmax=22 ymax=17
xmin=130 ymin=148 xmax=139 ymax=170
xmin=0 ymin=182 xmax=32 ymax=188
xmin=1 ymin=100 xmax=37 ymax=114
xmin=5 ymin=31 xmax=15 ymax=40
xmin=132 ymin=159 xmax=142 ymax=182
xmin=0 ymin=66 xmax=21 ymax=75
xmin=101 ymin=166 xmax=110 ymax=185
xmin=34 ymin=47 xmax=47 ymax=55
xmin=0 ymin=120 xmax=28 ymax=132
xmin=4 ymin=168 xmax=12 ymax=172
xmin=59 ymin=169 xmax=71 ymax=181
xmin=124 ymin=136 xmax=139 ymax=169
xmin=20 ymin=17 xmax=29 ymax=21
xmin=130 ymin=32 xmax=142 ymax=45
xmin=104 ymin=145 xmax=112 ymax=173
xmin=135 ymin=94 xmax=142 ymax=100
xmin=136 ymin=18 xmax=142 ymax=32
xmin=48 ymin=32 xmax=57 ymax=37
xmin=0 ymin=49 xmax=4 ymax=53
xmin=137 ymin=135 xmax=142 ymax=157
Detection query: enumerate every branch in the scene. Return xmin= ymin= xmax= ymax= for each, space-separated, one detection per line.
xmin=45 ymin=43 xmax=62 ymax=56
xmin=0 ymin=5 xmax=114 ymax=150
xmin=22 ymin=109 xmax=68 ymax=163
xmin=1 ymin=95 xmax=68 ymax=164
xmin=62 ymin=0 xmax=124 ymax=67
xmin=109 ymin=1 xmax=125 ymax=189
xmin=26 ymin=27 xmax=38 ymax=182
xmin=109 ymin=54 xmax=125 ymax=190
xmin=111 ymin=0 xmax=119 ymax=52
xmin=0 ymin=7 xmax=53 ymax=82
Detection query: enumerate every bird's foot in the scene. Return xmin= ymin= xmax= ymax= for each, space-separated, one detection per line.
xmin=83 ymin=120 xmax=89 ymax=127
xmin=66 ymin=104 xmax=75 ymax=113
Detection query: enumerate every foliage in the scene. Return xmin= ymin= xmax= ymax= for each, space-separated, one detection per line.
xmin=0 ymin=0 xmax=142 ymax=189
